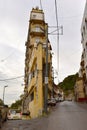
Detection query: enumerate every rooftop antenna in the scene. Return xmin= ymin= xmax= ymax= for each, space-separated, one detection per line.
xmin=40 ymin=0 xmax=43 ymax=10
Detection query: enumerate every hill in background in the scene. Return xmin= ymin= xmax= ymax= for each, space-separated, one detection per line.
xmin=58 ymin=73 xmax=78 ymax=96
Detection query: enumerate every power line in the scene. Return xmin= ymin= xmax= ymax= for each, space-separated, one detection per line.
xmin=49 ymin=26 xmax=57 ymax=28
xmin=48 ymin=29 xmax=58 ymax=35
xmin=0 ymin=75 xmax=24 ymax=81
xmin=59 ymin=14 xmax=82 ymax=19
xmin=0 ymin=50 xmax=15 ymax=62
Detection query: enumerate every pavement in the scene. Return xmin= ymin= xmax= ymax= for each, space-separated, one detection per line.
xmin=1 ymin=101 xmax=87 ymax=130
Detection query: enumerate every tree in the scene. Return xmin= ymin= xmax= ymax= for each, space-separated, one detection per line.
xmin=10 ymin=99 xmax=22 ymax=109
xmin=0 ymin=99 xmax=4 ymax=106
xmin=58 ymin=73 xmax=78 ymax=93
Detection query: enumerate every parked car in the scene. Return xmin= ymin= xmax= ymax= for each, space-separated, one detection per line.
xmin=8 ymin=109 xmax=22 ymax=120
xmin=47 ymin=98 xmax=56 ymax=106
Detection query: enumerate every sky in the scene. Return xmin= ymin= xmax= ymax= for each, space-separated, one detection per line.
xmin=0 ymin=0 xmax=86 ymax=105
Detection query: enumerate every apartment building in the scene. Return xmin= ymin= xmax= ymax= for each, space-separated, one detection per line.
xmin=74 ymin=77 xmax=85 ymax=101
xmin=81 ymin=0 xmax=87 ymax=97
xmin=23 ymin=7 xmax=53 ymax=118
xmin=75 ymin=1 xmax=87 ymax=101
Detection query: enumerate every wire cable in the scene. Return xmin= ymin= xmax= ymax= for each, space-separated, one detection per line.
xmin=0 ymin=50 xmax=15 ymax=62
xmin=0 ymin=75 xmax=24 ymax=81
xmin=48 ymin=29 xmax=58 ymax=35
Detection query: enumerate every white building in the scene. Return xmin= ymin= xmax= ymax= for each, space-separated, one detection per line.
xmin=81 ymin=0 xmax=87 ymax=95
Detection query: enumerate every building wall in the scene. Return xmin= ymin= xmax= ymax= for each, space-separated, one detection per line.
xmin=23 ymin=7 xmax=52 ymax=118
xmin=81 ymin=1 xmax=87 ymax=79
xmin=75 ymin=79 xmax=85 ymax=101
xmin=79 ymin=1 xmax=87 ymax=97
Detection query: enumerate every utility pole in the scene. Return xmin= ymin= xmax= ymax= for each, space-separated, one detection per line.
xmin=44 ymin=24 xmax=48 ymax=113
xmin=52 ymin=67 xmax=54 ymax=98
xmin=3 ymin=85 xmax=8 ymax=104
xmin=44 ymin=23 xmax=63 ymax=113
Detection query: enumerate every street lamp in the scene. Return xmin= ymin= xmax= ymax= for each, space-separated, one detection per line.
xmin=3 ymin=85 xmax=8 ymax=104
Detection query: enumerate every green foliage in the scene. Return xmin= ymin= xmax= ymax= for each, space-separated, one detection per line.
xmin=0 ymin=99 xmax=4 ymax=105
xmin=58 ymin=73 xmax=78 ymax=91
xmin=10 ymin=99 xmax=22 ymax=109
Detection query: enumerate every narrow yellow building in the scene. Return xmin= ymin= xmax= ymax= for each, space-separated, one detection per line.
xmin=23 ymin=7 xmax=53 ymax=118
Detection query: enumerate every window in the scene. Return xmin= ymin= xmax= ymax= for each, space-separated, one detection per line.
xmin=83 ymin=26 xmax=85 ymax=35
xmin=35 ymin=26 xmax=40 ymax=32
xmin=82 ymin=53 xmax=84 ymax=59
xmin=86 ymin=42 xmax=87 ymax=49
xmin=85 ymin=19 xmax=87 ymax=29
xmin=32 ymin=14 xmax=36 ymax=19
xmin=36 ymin=37 xmax=40 ymax=43
xmin=30 ymin=92 xmax=34 ymax=101
xmin=81 ymin=32 xmax=84 ymax=42
xmin=28 ymin=73 xmax=32 ymax=84
xmin=28 ymin=71 xmax=35 ymax=84
xmin=32 ymin=71 xmax=35 ymax=78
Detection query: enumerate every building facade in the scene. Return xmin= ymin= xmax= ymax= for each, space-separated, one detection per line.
xmin=23 ymin=7 xmax=53 ymax=118
xmin=81 ymin=0 xmax=87 ymax=97
xmin=75 ymin=1 xmax=87 ymax=101
xmin=74 ymin=77 xmax=85 ymax=101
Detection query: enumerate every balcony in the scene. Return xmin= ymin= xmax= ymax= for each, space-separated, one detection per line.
xmin=30 ymin=27 xmax=45 ymax=36
xmin=28 ymin=77 xmax=36 ymax=93
xmin=29 ymin=49 xmax=37 ymax=71
xmin=30 ymin=12 xmax=44 ymax=23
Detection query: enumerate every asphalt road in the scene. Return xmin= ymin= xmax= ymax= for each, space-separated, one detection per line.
xmin=1 ymin=101 xmax=87 ymax=130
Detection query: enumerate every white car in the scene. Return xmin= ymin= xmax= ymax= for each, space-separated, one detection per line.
xmin=8 ymin=110 xmax=22 ymax=120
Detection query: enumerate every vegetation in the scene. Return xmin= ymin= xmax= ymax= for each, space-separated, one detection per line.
xmin=0 ymin=99 xmax=4 ymax=106
xmin=10 ymin=99 xmax=22 ymax=109
xmin=58 ymin=73 xmax=78 ymax=95
xmin=10 ymin=94 xmax=24 ymax=109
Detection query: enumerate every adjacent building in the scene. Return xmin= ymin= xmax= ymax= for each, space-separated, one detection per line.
xmin=74 ymin=77 xmax=85 ymax=101
xmin=75 ymin=1 xmax=87 ymax=101
xmin=22 ymin=7 xmax=53 ymax=118
xmin=81 ymin=0 xmax=87 ymax=97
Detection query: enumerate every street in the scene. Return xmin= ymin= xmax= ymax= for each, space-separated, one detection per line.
xmin=1 ymin=101 xmax=87 ymax=130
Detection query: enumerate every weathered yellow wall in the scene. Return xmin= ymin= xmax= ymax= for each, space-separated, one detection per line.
xmin=27 ymin=9 xmax=52 ymax=118
xmin=37 ymin=43 xmax=43 ymax=115
xmin=75 ymin=79 xmax=85 ymax=99
xmin=28 ymin=43 xmax=44 ymax=118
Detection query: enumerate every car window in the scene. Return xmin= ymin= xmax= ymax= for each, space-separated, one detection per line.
xmin=10 ymin=110 xmax=16 ymax=114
